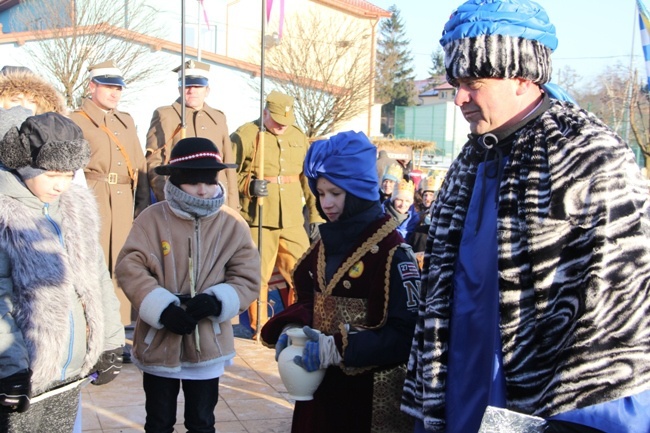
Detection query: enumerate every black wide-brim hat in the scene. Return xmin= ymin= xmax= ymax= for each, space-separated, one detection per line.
xmin=154 ymin=137 xmax=237 ymax=175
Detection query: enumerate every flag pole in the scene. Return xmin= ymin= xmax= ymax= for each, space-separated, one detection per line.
xmin=255 ymin=0 xmax=268 ymax=342
xmin=180 ymin=0 xmax=187 ymax=139
xmin=624 ymin=1 xmax=641 ymax=143
xmin=197 ymin=0 xmax=202 ymax=61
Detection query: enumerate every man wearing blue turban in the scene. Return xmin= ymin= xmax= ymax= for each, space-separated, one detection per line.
xmin=401 ymin=1 xmax=650 ymax=432
xmin=261 ymin=130 xmax=420 ymax=433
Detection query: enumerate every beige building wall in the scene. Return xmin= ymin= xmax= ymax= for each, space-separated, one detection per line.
xmin=224 ymin=0 xmax=382 ymax=136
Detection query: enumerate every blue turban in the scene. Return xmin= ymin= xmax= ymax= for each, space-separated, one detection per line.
xmin=304 ymin=131 xmax=379 ymax=202
xmin=440 ymin=0 xmax=557 ymax=86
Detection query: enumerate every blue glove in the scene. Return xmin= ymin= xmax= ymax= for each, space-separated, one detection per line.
xmin=293 ymin=326 xmax=341 ymax=372
xmin=275 ymin=333 xmax=289 ymax=361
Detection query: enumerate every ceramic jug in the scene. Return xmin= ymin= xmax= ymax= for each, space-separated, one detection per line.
xmin=277 ymin=327 xmax=326 ymax=401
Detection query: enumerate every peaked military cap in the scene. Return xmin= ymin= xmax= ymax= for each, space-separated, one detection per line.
xmin=173 ymin=60 xmax=210 ymax=87
xmin=88 ymin=60 xmax=126 ymax=88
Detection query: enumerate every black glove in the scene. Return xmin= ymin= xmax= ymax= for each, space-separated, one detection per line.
xmin=249 ymin=178 xmax=269 ymax=197
xmin=159 ymin=303 xmax=198 ymax=335
xmin=91 ymin=348 xmax=123 ymax=386
xmin=0 ymin=369 xmax=32 ymax=413
xmin=309 ymin=222 xmax=321 ymax=242
xmin=185 ymin=293 xmax=222 ymax=321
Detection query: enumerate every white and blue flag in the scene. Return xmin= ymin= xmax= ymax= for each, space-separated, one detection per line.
xmin=637 ymin=0 xmax=650 ymax=88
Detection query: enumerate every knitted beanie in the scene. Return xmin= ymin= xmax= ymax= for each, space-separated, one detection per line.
xmin=0 ymin=112 xmax=90 ymax=179
xmin=440 ymin=0 xmax=558 ymax=86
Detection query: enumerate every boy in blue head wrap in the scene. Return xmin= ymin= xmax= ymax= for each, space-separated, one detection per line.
xmin=402 ymin=1 xmax=650 ymax=433
xmin=261 ymin=130 xmax=420 ymax=433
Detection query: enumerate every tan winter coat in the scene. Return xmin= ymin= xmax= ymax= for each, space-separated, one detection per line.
xmin=115 ymin=198 xmax=260 ymax=370
xmin=145 ymin=99 xmax=238 ymax=209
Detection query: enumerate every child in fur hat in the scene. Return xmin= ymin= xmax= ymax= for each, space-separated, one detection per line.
xmin=0 ymin=67 xmax=87 ymax=188
xmin=0 ymin=112 xmax=125 ymax=432
xmin=115 ymin=137 xmax=261 ymax=433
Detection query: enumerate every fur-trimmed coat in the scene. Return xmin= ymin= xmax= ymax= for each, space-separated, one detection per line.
xmin=114 ymin=189 xmax=260 ymax=374
xmin=0 ymin=168 xmax=124 ymax=395
xmin=0 ymin=70 xmax=67 ymax=115
xmin=401 ymin=99 xmax=650 ymax=431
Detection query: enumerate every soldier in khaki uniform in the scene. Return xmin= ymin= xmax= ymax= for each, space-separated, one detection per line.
xmin=231 ymin=90 xmax=323 ymax=332
xmin=70 ymin=61 xmax=150 ymax=331
xmin=146 ymin=60 xmax=238 ymax=209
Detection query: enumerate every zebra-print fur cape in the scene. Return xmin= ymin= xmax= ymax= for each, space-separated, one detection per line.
xmin=401 ymin=99 xmax=650 ymax=432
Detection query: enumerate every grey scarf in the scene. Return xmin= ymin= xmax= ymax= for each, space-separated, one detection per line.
xmin=164 ymin=180 xmax=224 ymax=219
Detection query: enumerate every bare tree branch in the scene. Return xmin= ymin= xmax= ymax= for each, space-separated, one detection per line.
xmin=14 ymin=0 xmax=167 ymax=108
xmin=251 ymin=11 xmax=374 ymax=137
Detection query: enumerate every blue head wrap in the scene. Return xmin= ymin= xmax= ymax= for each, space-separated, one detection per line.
xmin=542 ymin=82 xmax=577 ymax=105
xmin=440 ymin=0 xmax=557 ymax=86
xmin=304 ymin=131 xmax=379 ymax=202
xmin=440 ymin=0 xmax=557 ymax=49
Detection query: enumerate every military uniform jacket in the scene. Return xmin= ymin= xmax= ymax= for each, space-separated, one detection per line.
xmin=231 ymin=119 xmax=321 ymax=229
xmin=145 ymin=99 xmax=238 ymax=209
xmin=70 ymin=98 xmax=149 ymax=273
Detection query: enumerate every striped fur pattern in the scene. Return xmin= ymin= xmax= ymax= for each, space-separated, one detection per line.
xmin=401 ymin=100 xmax=650 ymax=432
xmin=444 ymin=34 xmax=553 ymax=87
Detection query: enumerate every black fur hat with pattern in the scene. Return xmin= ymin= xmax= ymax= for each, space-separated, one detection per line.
xmin=439 ymin=0 xmax=558 ymax=86
xmin=0 ymin=112 xmax=90 ymax=179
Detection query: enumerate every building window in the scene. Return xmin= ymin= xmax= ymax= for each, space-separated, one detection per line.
xmin=186 ymin=23 xmax=217 ymax=53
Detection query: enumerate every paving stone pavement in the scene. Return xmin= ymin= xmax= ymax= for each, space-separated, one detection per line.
xmin=81 ymin=325 xmax=294 ymax=432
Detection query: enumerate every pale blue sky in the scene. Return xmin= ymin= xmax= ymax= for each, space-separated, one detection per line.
xmin=371 ymin=0 xmax=643 ymax=88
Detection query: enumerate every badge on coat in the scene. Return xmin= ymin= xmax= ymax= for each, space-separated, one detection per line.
xmin=348 ymin=261 xmax=364 ymax=279
xmin=398 ymin=261 xmax=419 ymax=280
xmin=162 ymin=241 xmax=171 ymax=256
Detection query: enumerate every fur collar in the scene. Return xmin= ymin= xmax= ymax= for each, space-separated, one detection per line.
xmin=402 ymin=100 xmax=650 ymax=431
xmin=0 ymin=174 xmax=105 ymax=393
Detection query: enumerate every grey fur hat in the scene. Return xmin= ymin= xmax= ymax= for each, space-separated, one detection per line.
xmin=0 ymin=112 xmax=90 ymax=179
xmin=440 ymin=0 xmax=558 ymax=86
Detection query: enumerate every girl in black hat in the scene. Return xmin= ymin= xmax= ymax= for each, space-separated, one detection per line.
xmin=115 ymin=137 xmax=261 ymax=433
